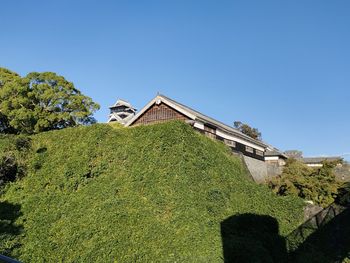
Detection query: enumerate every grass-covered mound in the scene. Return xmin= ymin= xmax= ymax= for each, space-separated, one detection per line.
xmin=0 ymin=121 xmax=304 ymax=262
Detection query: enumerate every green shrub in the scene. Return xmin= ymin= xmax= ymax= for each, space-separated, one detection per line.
xmin=268 ymin=158 xmax=341 ymax=207
xmin=0 ymin=153 xmax=19 ymax=187
xmin=0 ymin=135 xmax=30 ymax=189
xmin=0 ymin=121 xmax=304 ymax=262
xmin=14 ymin=136 xmax=31 ymax=151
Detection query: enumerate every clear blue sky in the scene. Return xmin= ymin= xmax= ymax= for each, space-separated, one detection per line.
xmin=1 ymin=0 xmax=349 ymax=160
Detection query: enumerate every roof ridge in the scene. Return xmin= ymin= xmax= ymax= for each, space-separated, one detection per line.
xmin=158 ymin=94 xmax=267 ymax=147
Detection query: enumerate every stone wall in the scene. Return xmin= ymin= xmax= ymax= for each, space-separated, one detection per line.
xmin=266 ymin=162 xmax=284 ymax=179
xmin=243 ymin=155 xmax=268 ymax=183
xmin=242 ymin=155 xmax=283 ymax=183
xmin=335 ymin=163 xmax=350 ymax=182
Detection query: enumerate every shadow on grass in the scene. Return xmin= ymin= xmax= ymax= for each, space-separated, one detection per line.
xmin=221 ymin=208 xmax=350 ymax=263
xmin=221 ymin=213 xmax=287 ymax=263
xmin=0 ymin=201 xmax=22 ymax=258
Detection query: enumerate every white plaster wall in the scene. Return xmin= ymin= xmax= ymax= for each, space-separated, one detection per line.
xmin=306 ymin=163 xmax=323 ymax=167
xmin=215 ymin=129 xmax=265 ymax=152
xmin=265 ymin=156 xmax=279 ymax=161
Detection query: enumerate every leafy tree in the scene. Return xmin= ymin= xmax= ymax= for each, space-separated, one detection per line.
xmin=268 ymin=158 xmax=341 ymax=207
xmin=0 ymin=68 xmax=20 ymax=88
xmin=233 ymin=121 xmax=262 ymax=140
xmin=0 ymin=109 xmax=10 ymax=133
xmin=284 ymin=150 xmax=303 ymax=159
xmin=0 ymin=68 xmax=100 ymax=134
xmin=0 ymin=68 xmax=20 ymax=133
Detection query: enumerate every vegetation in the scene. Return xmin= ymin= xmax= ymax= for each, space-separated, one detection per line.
xmin=0 ymin=68 xmax=21 ymax=133
xmin=268 ymin=158 xmax=342 ymax=207
xmin=286 ymin=181 xmax=350 ymax=263
xmin=284 ymin=150 xmax=303 ymax=159
xmin=0 ymin=135 xmax=30 ymax=189
xmin=0 ymin=68 xmax=21 ymax=87
xmin=0 ymin=67 xmax=100 ymax=134
xmin=0 ymin=121 xmax=304 ymax=262
xmin=233 ymin=121 xmax=262 ymax=140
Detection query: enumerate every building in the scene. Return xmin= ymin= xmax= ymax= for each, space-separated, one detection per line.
xmin=125 ymin=94 xmax=267 ymax=161
xmin=283 ymin=151 xmax=343 ymax=168
xmin=108 ymin=99 xmax=137 ymax=125
xmin=105 ymin=94 xmax=292 ymax=182
xmin=264 ymin=147 xmax=288 ymax=166
xmin=298 ymin=157 xmax=342 ymax=167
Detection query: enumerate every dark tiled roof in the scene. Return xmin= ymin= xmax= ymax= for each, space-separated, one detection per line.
xmin=265 ymin=150 xmax=288 ymax=159
xmin=158 ymin=94 xmax=267 ymax=148
xmin=265 ymin=150 xmax=286 ymax=157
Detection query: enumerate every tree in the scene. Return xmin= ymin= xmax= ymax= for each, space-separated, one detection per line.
xmin=233 ymin=121 xmax=262 ymax=140
xmin=268 ymin=158 xmax=341 ymax=207
xmin=284 ymin=150 xmax=303 ymax=159
xmin=0 ymin=68 xmax=100 ymax=134
xmin=0 ymin=107 xmax=10 ymax=133
xmin=0 ymin=68 xmax=20 ymax=88
xmin=0 ymin=68 xmax=20 ymax=133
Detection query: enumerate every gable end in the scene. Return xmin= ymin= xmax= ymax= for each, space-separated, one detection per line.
xmin=131 ymin=102 xmax=190 ymax=126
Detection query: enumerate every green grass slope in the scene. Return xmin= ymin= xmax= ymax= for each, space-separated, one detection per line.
xmin=0 ymin=121 xmax=304 ymax=262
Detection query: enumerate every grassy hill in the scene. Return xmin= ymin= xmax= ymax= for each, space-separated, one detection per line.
xmin=0 ymin=121 xmax=304 ymax=262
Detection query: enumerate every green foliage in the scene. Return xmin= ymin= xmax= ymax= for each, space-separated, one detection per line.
xmin=0 ymin=68 xmax=20 ymax=88
xmin=0 ymin=153 xmax=18 ymax=188
xmin=268 ymin=158 xmax=341 ymax=207
xmin=0 ymin=134 xmax=31 ymax=189
xmin=0 ymin=68 xmax=100 ymax=134
xmin=0 ymin=201 xmax=23 ymax=257
xmin=0 ymin=121 xmax=304 ymax=262
xmin=233 ymin=121 xmax=262 ymax=140
xmin=0 ymin=68 xmax=20 ymax=133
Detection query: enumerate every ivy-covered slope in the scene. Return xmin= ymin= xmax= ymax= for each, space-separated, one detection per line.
xmin=0 ymin=121 xmax=304 ymax=262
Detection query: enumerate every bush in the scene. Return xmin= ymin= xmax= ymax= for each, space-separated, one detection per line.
xmin=0 ymin=135 xmax=31 ymax=189
xmin=0 ymin=122 xmax=304 ymax=262
xmin=268 ymin=158 xmax=341 ymax=207
xmin=14 ymin=136 xmax=31 ymax=151
xmin=0 ymin=154 xmax=18 ymax=187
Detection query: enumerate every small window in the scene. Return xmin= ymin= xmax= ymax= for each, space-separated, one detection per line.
xmin=224 ymin=139 xmax=236 ymax=147
xmin=245 ymin=146 xmax=254 ymax=153
xmin=204 ymin=124 xmax=216 ymax=139
xmin=204 ymin=124 xmax=216 ymax=134
xmin=205 ymin=132 xmax=216 ymax=139
xmin=256 ymin=150 xmax=264 ymax=156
